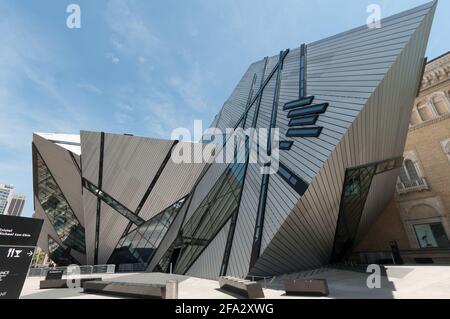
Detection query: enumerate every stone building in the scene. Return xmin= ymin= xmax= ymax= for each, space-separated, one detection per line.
xmin=356 ymin=51 xmax=450 ymax=264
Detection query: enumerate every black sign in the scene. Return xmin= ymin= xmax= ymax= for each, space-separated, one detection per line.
xmin=45 ymin=269 xmax=64 ymax=280
xmin=0 ymin=215 xmax=42 ymax=246
xmin=0 ymin=215 xmax=43 ymax=299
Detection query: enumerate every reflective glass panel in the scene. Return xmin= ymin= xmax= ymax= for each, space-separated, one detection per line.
xmin=331 ymin=164 xmax=376 ymax=263
xmin=107 ymin=197 xmax=186 ymax=267
xmin=414 ymin=223 xmax=450 ymax=248
xmin=36 ymin=150 xmax=86 ymax=254
xmin=173 ymin=159 xmax=246 ymax=275
xmin=48 ymin=236 xmax=79 ymax=266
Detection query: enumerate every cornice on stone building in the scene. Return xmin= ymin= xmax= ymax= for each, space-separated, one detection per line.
xmin=409 ymin=52 xmax=450 ymax=130
xmin=421 ymin=51 xmax=450 ymax=92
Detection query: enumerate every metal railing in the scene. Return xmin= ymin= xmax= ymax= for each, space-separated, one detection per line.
xmin=117 ymin=263 xmax=147 ymax=273
xmin=248 ymin=276 xmax=272 ymax=289
xmin=396 ymin=177 xmax=429 ymax=194
xmin=27 ymin=264 xmax=116 ymax=278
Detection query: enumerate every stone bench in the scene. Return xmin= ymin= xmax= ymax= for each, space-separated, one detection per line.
xmin=284 ymin=279 xmax=329 ymax=296
xmin=218 ymin=276 xmax=265 ymax=299
xmin=83 ymin=281 xmax=166 ymax=299
xmin=40 ymin=277 xmax=103 ymax=289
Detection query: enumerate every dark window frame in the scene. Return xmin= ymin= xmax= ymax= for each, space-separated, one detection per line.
xmin=286 ymin=127 xmax=323 ymax=138
xmin=287 ymin=103 xmax=329 ymax=118
xmin=34 ymin=144 xmax=86 ymax=254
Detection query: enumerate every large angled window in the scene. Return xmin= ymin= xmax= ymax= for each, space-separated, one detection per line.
xmin=173 ymin=160 xmax=246 ymax=275
xmin=48 ymin=235 xmax=80 ymax=266
xmin=83 ymin=178 xmax=145 ymax=226
xmin=107 ymin=197 xmax=186 ymax=268
xmin=331 ymin=165 xmax=376 ymax=263
xmin=35 ymin=150 xmax=86 ymax=254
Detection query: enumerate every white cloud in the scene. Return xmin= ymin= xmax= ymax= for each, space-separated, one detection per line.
xmin=103 ymin=0 xmax=214 ymax=137
xmin=106 ymin=0 xmax=160 ymax=59
xmin=118 ymin=103 xmax=133 ymax=111
xmin=78 ymin=83 xmax=103 ymax=95
xmin=114 ymin=111 xmax=130 ymax=124
xmin=0 ymin=9 xmax=80 ymax=150
xmin=113 ymin=103 xmax=134 ymax=125
xmin=167 ymin=63 xmax=209 ymax=112
xmin=106 ymin=52 xmax=121 ymax=64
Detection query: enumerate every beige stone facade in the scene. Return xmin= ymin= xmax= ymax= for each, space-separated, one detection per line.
xmin=355 ymin=52 xmax=450 ymax=263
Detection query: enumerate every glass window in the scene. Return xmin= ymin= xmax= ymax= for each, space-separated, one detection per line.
xmin=48 ymin=236 xmax=79 ymax=266
xmin=404 ymin=160 xmax=420 ymax=181
xmin=376 ymin=159 xmax=397 ymax=174
xmin=344 ymin=176 xmax=361 ymax=197
xmin=399 ymin=167 xmax=409 ymax=183
xmin=283 ymin=96 xmax=314 ymax=110
xmin=173 ymin=159 xmax=246 ymax=275
xmin=286 ymin=127 xmax=322 ymax=138
xmin=287 ymin=103 xmax=328 ymax=118
xmin=277 ymin=163 xmax=308 ymax=196
xmin=414 ymin=223 xmax=450 ymax=249
xmin=331 ymin=164 xmax=377 ymax=262
xmin=35 ymin=150 xmax=86 ymax=254
xmin=83 ymin=179 xmax=145 ymax=226
xmin=279 ymin=141 xmax=293 ymax=151
xmin=289 ymin=115 xmax=318 ymax=127
xmin=107 ymin=197 xmax=186 ymax=267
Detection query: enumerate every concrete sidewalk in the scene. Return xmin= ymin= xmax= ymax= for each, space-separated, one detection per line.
xmin=20 ymin=266 xmax=450 ymax=299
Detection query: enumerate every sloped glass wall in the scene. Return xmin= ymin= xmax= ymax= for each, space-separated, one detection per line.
xmin=35 ymin=150 xmax=86 ymax=254
xmin=48 ymin=235 xmax=80 ymax=266
xmin=107 ymin=197 xmax=186 ymax=267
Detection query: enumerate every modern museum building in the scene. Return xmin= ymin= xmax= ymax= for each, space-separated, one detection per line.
xmin=32 ymin=2 xmax=437 ymax=279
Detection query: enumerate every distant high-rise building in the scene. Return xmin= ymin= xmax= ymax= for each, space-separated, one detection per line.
xmin=7 ymin=195 xmax=26 ymax=216
xmin=0 ymin=184 xmax=15 ymax=215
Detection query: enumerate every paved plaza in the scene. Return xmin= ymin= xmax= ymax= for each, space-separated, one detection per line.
xmin=20 ymin=266 xmax=450 ymax=299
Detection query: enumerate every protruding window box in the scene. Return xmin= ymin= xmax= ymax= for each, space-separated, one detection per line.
xmin=283 ymin=96 xmax=315 ymax=110
xmin=287 ymin=103 xmax=329 ymax=118
xmin=396 ymin=177 xmax=429 ymax=194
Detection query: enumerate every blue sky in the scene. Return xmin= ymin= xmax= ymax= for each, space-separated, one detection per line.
xmin=0 ymin=0 xmax=447 ymax=217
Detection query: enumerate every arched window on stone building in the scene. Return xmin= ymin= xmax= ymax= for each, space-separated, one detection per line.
xmin=404 ymin=159 xmax=420 ymax=181
xmin=417 ymin=101 xmax=434 ymax=122
xmin=397 ymin=154 xmax=429 ymax=193
xmin=399 ymin=167 xmax=410 ymax=184
xmin=431 ymin=93 xmax=450 ymax=116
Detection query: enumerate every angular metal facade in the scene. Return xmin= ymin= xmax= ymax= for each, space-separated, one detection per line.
xmin=33 ymin=133 xmax=87 ymax=265
xmin=33 ymin=132 xmax=205 ymax=267
xmin=33 ymin=2 xmax=436 ymax=279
